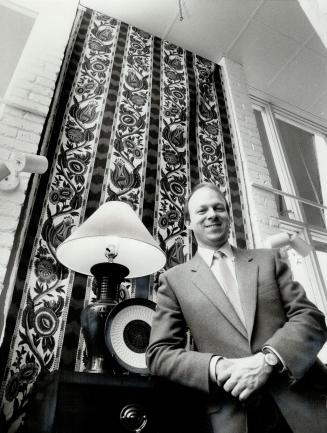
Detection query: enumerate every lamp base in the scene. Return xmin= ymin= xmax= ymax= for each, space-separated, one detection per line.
xmin=87 ymin=356 xmax=105 ymax=374
xmin=81 ymin=301 xmax=117 ymax=373
xmin=80 ymin=262 xmax=129 ymax=374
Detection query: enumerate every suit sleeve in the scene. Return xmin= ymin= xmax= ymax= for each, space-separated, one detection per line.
xmin=146 ymin=272 xmax=213 ymax=393
xmin=263 ymin=250 xmax=327 ymax=383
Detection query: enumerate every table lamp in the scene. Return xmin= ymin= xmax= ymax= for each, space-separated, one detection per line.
xmin=56 ymin=201 xmax=166 ymax=373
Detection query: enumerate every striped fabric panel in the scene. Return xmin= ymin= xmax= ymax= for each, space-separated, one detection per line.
xmin=102 ymin=26 xmax=154 ymax=212
xmin=153 ymin=40 xmax=192 ymax=283
xmin=186 ymin=51 xmax=199 ymax=190
xmin=214 ymin=66 xmax=247 ymax=248
xmin=142 ymin=36 xmax=162 ymax=233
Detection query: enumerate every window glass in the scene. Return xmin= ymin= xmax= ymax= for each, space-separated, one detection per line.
xmin=253 ymin=109 xmax=287 ymax=216
xmin=277 ymin=119 xmax=326 ymax=229
xmin=286 ymin=250 xmax=317 ymax=305
xmin=290 ymin=245 xmax=327 ymax=364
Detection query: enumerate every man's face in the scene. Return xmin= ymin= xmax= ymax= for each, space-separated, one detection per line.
xmin=187 ymin=187 xmax=230 ymax=250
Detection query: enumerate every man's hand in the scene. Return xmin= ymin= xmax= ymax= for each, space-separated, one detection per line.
xmin=215 ymin=353 xmax=273 ymax=401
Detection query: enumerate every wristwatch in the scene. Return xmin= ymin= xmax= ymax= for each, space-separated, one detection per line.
xmin=262 ymin=348 xmax=285 ymax=373
xmin=263 ymin=351 xmax=279 ymax=368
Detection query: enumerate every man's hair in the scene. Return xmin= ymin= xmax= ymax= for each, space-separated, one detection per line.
xmin=184 ymin=182 xmax=230 ymax=222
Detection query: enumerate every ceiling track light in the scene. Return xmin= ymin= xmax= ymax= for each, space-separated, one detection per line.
xmin=265 ymin=232 xmax=313 ymax=257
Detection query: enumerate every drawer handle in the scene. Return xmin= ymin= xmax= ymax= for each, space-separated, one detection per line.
xmin=120 ymin=404 xmax=147 ymax=432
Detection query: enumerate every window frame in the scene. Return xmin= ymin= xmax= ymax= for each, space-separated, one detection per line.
xmin=252 ymin=99 xmax=327 ymax=226
xmin=251 ymin=97 xmax=327 ymax=319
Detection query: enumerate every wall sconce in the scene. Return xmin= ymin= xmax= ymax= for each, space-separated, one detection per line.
xmin=265 ymin=232 xmax=313 ymax=257
xmin=0 ymin=152 xmax=48 ymax=191
xmin=56 ymin=201 xmax=166 ymax=373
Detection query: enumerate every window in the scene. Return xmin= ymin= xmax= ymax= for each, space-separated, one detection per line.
xmin=252 ymin=100 xmax=327 ymax=361
xmin=277 ymin=119 xmax=326 ymax=228
xmin=254 ymin=106 xmax=327 ymax=223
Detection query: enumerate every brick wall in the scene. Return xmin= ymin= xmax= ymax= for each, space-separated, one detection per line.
xmin=219 ymin=57 xmax=280 ymax=248
xmin=0 ymin=0 xmax=79 ymax=342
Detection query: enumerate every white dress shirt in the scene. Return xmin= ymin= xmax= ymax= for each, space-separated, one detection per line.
xmin=197 ymin=243 xmax=237 ymax=290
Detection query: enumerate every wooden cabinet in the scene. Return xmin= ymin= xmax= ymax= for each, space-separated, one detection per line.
xmin=25 ymin=371 xmax=209 ymax=433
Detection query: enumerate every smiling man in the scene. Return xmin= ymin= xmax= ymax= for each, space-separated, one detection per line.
xmin=146 ymin=182 xmax=327 ymax=433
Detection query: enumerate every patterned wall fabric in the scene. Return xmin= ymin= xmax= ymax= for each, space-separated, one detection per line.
xmin=0 ymin=8 xmax=247 ymax=432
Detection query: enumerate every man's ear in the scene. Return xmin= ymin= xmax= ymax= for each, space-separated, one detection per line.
xmin=185 ymin=219 xmax=193 ymax=230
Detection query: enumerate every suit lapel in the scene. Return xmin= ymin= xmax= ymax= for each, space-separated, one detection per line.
xmin=233 ymin=247 xmax=258 ymax=341
xmin=190 ymin=253 xmax=248 ymax=339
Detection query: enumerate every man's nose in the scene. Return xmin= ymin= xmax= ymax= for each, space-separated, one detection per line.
xmin=207 ymin=207 xmax=217 ymax=218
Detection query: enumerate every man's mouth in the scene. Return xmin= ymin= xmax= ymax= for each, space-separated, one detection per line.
xmin=206 ymin=223 xmax=221 ymax=228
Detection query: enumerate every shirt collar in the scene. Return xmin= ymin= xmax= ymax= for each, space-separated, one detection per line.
xmin=197 ymin=242 xmax=234 ymax=267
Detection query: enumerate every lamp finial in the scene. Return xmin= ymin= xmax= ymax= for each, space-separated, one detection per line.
xmin=105 ymin=246 xmax=118 ymax=262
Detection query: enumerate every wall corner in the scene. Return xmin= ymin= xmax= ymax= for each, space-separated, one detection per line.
xmin=219 ymin=56 xmax=280 ymax=248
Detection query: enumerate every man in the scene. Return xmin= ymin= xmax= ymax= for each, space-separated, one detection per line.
xmin=146 ymin=182 xmax=327 ymax=433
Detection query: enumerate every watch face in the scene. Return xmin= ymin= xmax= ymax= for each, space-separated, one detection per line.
xmin=264 ymin=352 xmax=278 ymax=366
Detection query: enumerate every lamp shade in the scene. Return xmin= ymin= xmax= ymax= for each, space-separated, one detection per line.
xmin=56 ymin=201 xmax=166 ymax=278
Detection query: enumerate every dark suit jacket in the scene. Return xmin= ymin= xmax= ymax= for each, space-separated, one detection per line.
xmin=146 ymin=248 xmax=327 ymax=433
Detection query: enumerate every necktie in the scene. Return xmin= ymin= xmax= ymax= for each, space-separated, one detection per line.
xmin=212 ymin=251 xmax=246 ymax=327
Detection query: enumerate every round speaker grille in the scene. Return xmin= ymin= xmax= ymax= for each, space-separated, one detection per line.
xmin=105 ymin=298 xmax=156 ymax=374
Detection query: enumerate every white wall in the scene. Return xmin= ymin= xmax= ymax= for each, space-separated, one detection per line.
xmin=219 ymin=57 xmax=281 ymax=248
xmin=298 ymin=0 xmax=327 ymax=48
